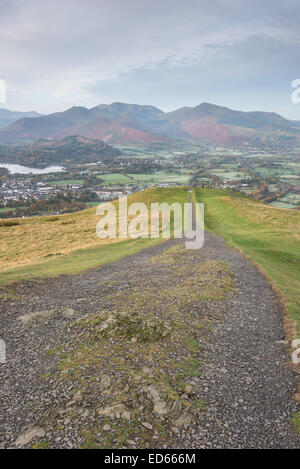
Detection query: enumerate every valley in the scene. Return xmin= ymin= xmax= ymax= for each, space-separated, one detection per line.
xmin=1 ymin=102 xmax=300 ymax=219
xmin=1 ymin=138 xmax=300 ymax=218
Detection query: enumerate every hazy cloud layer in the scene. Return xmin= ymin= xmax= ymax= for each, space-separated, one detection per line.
xmin=1 ymin=0 xmax=300 ymax=118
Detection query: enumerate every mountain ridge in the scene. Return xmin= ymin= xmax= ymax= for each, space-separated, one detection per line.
xmin=0 ymin=109 xmax=41 ymax=129
xmin=1 ymin=102 xmax=300 ymax=145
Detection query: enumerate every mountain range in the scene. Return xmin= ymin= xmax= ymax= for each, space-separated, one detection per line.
xmin=1 ymin=102 xmax=300 ymax=145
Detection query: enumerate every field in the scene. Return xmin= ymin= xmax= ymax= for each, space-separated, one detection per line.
xmin=269 ymin=190 xmax=300 ymax=209
xmin=195 ymin=189 xmax=300 ymax=334
xmin=0 ymin=206 xmax=26 ymax=214
xmin=99 ymin=173 xmax=133 ymax=184
xmin=207 ymin=169 xmax=248 ymax=180
xmin=127 ymin=171 xmax=190 ymax=184
xmin=270 ymin=200 xmax=295 ymax=209
xmin=0 ymin=187 xmax=189 ymax=286
xmin=99 ymin=171 xmax=190 ymax=185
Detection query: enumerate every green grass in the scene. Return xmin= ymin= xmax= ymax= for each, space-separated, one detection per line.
xmin=195 ymin=189 xmax=300 ymax=334
xmin=128 ymin=171 xmax=190 ymax=184
xmin=100 ymin=173 xmax=133 ymax=184
xmin=0 ymin=238 xmax=166 ymax=287
xmin=0 ymin=206 xmax=26 ymax=214
xmin=99 ymin=171 xmax=190 ymax=185
xmin=292 ymin=412 xmax=300 ymax=432
xmin=31 ymin=440 xmax=51 ymax=449
xmin=85 ymin=201 xmax=103 ymax=207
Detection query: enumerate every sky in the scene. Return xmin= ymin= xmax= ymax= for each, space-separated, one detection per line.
xmin=1 ymin=0 xmax=300 ymax=119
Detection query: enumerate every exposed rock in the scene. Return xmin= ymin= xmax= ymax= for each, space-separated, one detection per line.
xmin=126 ymin=439 xmax=137 ymax=446
xmin=18 ymin=310 xmax=55 ymax=324
xmin=174 ymin=414 xmax=194 ymax=428
xmin=14 ymin=425 xmax=45 ymax=447
xmin=73 ymin=391 xmax=83 ymax=401
xmin=142 ymin=422 xmax=153 ymax=430
xmin=97 ymin=404 xmax=131 ymax=420
xmin=144 ymin=385 xmax=169 ymax=415
xmin=121 ymin=410 xmax=131 ymax=421
xmin=99 ymin=375 xmax=112 ymax=392
xmin=185 ymin=385 xmax=193 ymax=395
xmin=62 ymin=307 xmax=75 ymax=318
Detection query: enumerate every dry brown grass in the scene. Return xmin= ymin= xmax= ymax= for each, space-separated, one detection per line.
xmin=0 ymin=188 xmax=188 ymax=273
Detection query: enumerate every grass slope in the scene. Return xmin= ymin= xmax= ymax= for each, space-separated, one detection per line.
xmin=0 ymin=188 xmax=189 ymax=287
xmin=195 ymin=189 xmax=300 ymax=335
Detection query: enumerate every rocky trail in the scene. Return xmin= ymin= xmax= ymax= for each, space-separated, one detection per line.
xmin=0 ymin=231 xmax=299 ymax=449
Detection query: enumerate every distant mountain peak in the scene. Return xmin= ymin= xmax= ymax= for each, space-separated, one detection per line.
xmin=196 ymin=102 xmax=221 ymax=109
xmin=68 ymin=105 xmax=88 ymax=111
xmin=0 ymin=108 xmax=41 ymax=115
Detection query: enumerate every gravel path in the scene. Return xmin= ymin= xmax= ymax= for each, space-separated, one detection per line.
xmin=0 ymin=231 xmax=299 ymax=448
xmin=181 ymin=231 xmax=300 ymax=448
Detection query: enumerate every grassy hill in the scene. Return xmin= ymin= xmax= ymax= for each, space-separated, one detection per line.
xmin=0 ymin=187 xmax=189 ymax=287
xmin=1 ymin=186 xmax=300 ymax=444
xmin=1 ymin=186 xmax=300 ymax=335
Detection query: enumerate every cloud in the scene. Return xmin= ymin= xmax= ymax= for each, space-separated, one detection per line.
xmin=0 ymin=0 xmax=300 ymax=116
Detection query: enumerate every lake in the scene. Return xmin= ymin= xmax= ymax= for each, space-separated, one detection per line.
xmin=0 ymin=163 xmax=65 ymax=175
